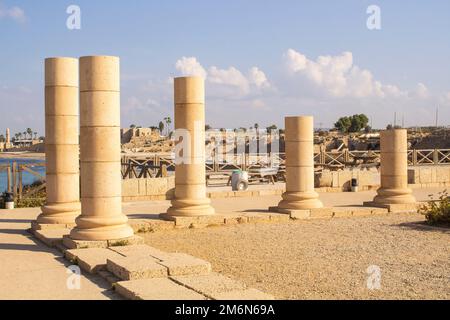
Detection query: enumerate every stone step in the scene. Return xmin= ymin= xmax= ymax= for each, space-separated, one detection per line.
xmin=65 ymin=248 xmax=124 ymax=274
xmin=171 ymin=273 xmax=247 ymax=299
xmin=115 ymin=278 xmax=207 ymax=300
xmin=107 ymin=256 xmax=168 ymax=280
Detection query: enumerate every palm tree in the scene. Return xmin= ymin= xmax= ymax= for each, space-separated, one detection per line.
xmin=164 ymin=117 xmax=172 ymax=136
xmin=27 ymin=128 xmax=33 ymax=140
xmin=158 ymin=121 xmax=165 ymax=135
xmin=0 ymin=134 xmax=5 ymax=143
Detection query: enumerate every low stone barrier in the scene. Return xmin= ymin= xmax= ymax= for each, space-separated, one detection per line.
xmin=408 ymin=165 xmax=450 ymax=188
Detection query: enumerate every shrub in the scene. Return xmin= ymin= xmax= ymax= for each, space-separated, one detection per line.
xmin=419 ymin=190 xmax=450 ymax=226
xmin=16 ymin=197 xmax=46 ymax=208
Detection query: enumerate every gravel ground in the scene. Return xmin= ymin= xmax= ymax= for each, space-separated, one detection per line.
xmin=144 ymin=213 xmax=450 ymax=300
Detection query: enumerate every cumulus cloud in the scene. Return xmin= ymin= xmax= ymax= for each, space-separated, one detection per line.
xmin=0 ymin=2 xmax=26 ymax=23
xmin=175 ymin=56 xmax=271 ymax=97
xmin=284 ymin=49 xmax=407 ymax=99
xmin=175 ymin=56 xmax=207 ymax=79
xmin=409 ymin=82 xmax=430 ymax=99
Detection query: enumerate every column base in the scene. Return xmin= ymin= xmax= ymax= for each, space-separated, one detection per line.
xmin=166 ymin=198 xmax=215 ymax=217
xmin=363 ymin=201 xmax=419 ymax=213
xmin=372 ymin=187 xmax=417 ymax=206
xmin=70 ymin=214 xmax=135 ymax=242
xmin=276 ymin=191 xmax=324 ymax=211
xmin=37 ymin=202 xmax=80 ymax=225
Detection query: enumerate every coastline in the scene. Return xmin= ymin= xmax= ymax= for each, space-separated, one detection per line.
xmin=0 ymin=152 xmax=45 ymax=160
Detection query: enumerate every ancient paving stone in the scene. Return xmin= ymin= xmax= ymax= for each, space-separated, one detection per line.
xmin=309 ymin=208 xmax=334 ymax=219
xmin=63 ymin=235 xmax=108 ymax=249
xmin=115 ymin=278 xmax=207 ymax=300
xmin=107 ymin=256 xmax=168 ymax=280
xmin=289 ymin=209 xmax=311 ymax=220
xmin=212 ymin=288 xmax=275 ymax=300
xmin=171 ymin=273 xmax=247 ymax=298
xmin=32 ymin=228 xmax=70 ymax=247
xmin=158 ymin=253 xmax=212 ymax=276
xmin=268 ymin=213 xmax=291 ymax=223
xmin=97 ymin=270 xmax=121 ymax=285
xmin=108 ymin=244 xmax=167 ymax=259
xmin=350 ymin=208 xmax=373 ymax=217
xmin=65 ymin=248 xmax=123 ymax=274
xmin=108 ymin=235 xmax=145 ymax=247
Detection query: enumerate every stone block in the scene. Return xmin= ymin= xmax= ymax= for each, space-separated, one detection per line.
xmin=268 ymin=213 xmax=290 ymax=223
xmin=97 ymin=270 xmax=121 ymax=285
xmin=171 ymin=273 xmax=247 ymax=299
xmin=65 ymin=248 xmax=123 ymax=274
xmin=63 ymin=235 xmax=108 ymax=249
xmin=158 ymin=253 xmax=211 ymax=276
xmin=212 ymin=288 xmax=275 ymax=300
xmin=32 ymin=228 xmax=70 ymax=247
xmin=115 ymin=278 xmax=207 ymax=300
xmin=350 ymin=208 xmax=373 ymax=217
xmin=332 ymin=208 xmax=353 ymax=218
xmin=31 ymin=221 xmax=75 ymax=231
xmin=289 ymin=209 xmax=311 ymax=220
xmin=309 ymin=208 xmax=334 ymax=219
xmin=107 ymin=256 xmax=167 ymax=280
xmin=108 ymin=244 xmax=167 ymax=259
xmin=108 ymin=235 xmax=145 ymax=247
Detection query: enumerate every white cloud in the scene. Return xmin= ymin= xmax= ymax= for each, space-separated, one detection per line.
xmin=175 ymin=56 xmax=271 ymax=97
xmin=0 ymin=2 xmax=26 ymax=23
xmin=409 ymin=82 xmax=429 ymax=99
xmin=175 ymin=56 xmax=207 ymax=79
xmin=248 ymin=67 xmax=270 ymax=89
xmin=284 ymin=49 xmax=408 ymax=99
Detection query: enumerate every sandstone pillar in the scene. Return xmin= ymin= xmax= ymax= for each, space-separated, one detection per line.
xmin=277 ymin=116 xmax=323 ymax=210
xmin=70 ymin=56 xmax=133 ymax=241
xmin=166 ymin=77 xmax=215 ymax=217
xmin=373 ymin=129 xmax=416 ymax=205
xmin=6 ymin=128 xmax=10 ymax=145
xmin=36 ymin=57 xmax=81 ymax=225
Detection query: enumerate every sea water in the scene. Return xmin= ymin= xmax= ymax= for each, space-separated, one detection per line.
xmin=0 ymin=158 xmax=46 ymax=193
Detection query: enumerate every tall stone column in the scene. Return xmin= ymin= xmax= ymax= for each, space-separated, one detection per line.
xmin=277 ymin=116 xmax=323 ymax=210
xmin=166 ymin=77 xmax=215 ymax=217
xmin=373 ymin=129 xmax=416 ymax=205
xmin=6 ymin=128 xmax=10 ymax=145
xmin=36 ymin=57 xmax=81 ymax=226
xmin=70 ymin=56 xmax=133 ymax=241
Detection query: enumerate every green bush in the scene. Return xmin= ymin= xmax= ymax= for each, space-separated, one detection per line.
xmin=16 ymin=198 xmax=46 ymax=208
xmin=419 ymin=190 xmax=450 ymax=226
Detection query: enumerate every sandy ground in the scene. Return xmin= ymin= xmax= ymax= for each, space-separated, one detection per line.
xmin=143 ymin=214 xmax=449 ymax=300
xmin=141 ymin=189 xmax=450 ymax=300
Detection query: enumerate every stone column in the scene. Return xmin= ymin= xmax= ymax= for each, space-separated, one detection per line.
xmin=36 ymin=58 xmax=81 ymax=226
xmin=70 ymin=56 xmax=133 ymax=241
xmin=277 ymin=116 xmax=323 ymax=210
xmin=373 ymin=129 xmax=416 ymax=205
xmin=166 ymin=77 xmax=215 ymax=217
xmin=6 ymin=128 xmax=10 ymax=145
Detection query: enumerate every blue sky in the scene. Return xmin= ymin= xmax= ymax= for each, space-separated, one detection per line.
xmin=1 ymin=0 xmax=450 ymax=136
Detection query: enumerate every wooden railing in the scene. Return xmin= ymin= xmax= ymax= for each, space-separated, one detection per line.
xmin=121 ymin=149 xmax=450 ymax=179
